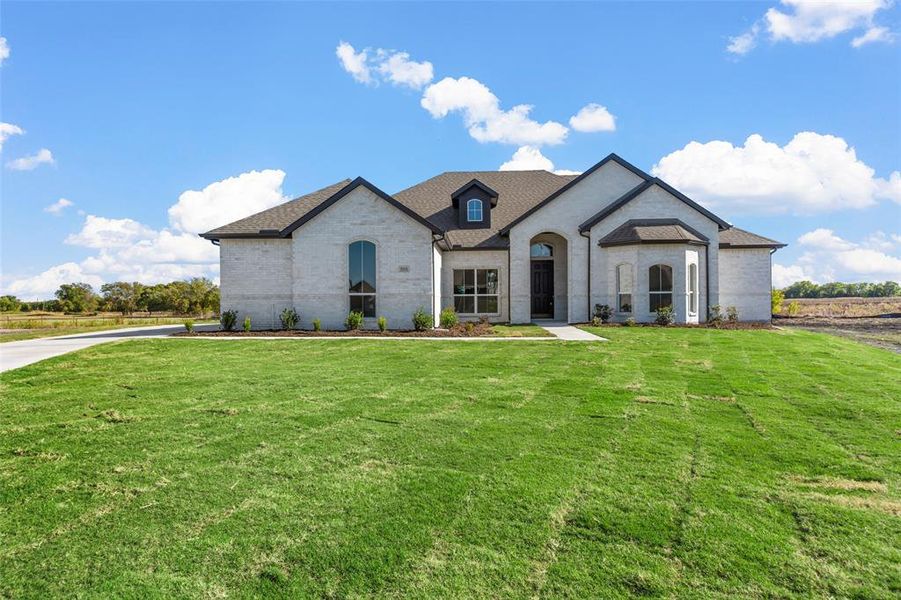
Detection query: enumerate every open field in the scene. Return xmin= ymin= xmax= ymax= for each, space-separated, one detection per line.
xmin=1 ymin=330 xmax=899 ymax=597
xmin=775 ymin=297 xmax=901 ymax=353
xmin=0 ymin=313 xmax=215 ymax=343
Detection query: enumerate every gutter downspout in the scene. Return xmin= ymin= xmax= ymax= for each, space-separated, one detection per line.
xmin=579 ymin=229 xmax=592 ymax=322
xmin=507 ymin=238 xmax=512 ymax=324
xmin=431 ymin=232 xmax=447 ymax=324
xmin=705 ymin=244 xmax=710 ymax=323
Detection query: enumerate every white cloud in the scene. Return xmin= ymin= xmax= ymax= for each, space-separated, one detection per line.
xmin=727 ymin=23 xmax=761 ymax=55
xmin=0 ymin=122 xmax=24 ymax=151
xmin=65 ymin=215 xmax=157 ymax=249
xmin=167 ymin=168 xmax=288 ymax=234
xmin=336 ymin=43 xmax=433 ymax=89
xmin=569 ymin=103 xmax=617 ymax=132
xmin=499 ymin=145 xmax=580 ymax=175
xmin=3 ymin=168 xmax=286 ymax=298
xmin=774 ymin=228 xmax=901 ymax=286
xmin=728 ymin=0 xmax=895 ymax=54
xmin=6 ymin=148 xmax=55 ymax=171
xmin=851 ymin=25 xmax=895 ymax=47
xmin=376 ymin=49 xmax=433 ymax=89
xmin=421 ymin=76 xmax=568 ymax=146
xmin=44 ymin=198 xmax=74 ymax=216
xmin=0 ymin=37 xmax=8 ymax=66
xmin=4 ymin=262 xmax=104 ymax=300
xmin=652 ymin=132 xmax=901 ymax=215
xmin=336 ymin=41 xmax=372 ymax=84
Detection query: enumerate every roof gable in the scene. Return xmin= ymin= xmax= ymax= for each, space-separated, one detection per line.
xmin=578 ymin=179 xmax=731 ymax=233
xmin=451 ymin=179 xmax=499 ymax=208
xmin=499 ymin=153 xmax=652 ymax=235
xmin=281 ymin=177 xmax=442 ymax=236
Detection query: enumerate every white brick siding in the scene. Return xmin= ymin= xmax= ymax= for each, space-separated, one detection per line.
xmin=219 ymin=238 xmax=293 ymax=329
xmin=509 ymin=160 xmax=645 ymax=323
xmin=718 ymin=248 xmax=773 ymax=321
xmin=292 ymin=186 xmax=435 ymax=330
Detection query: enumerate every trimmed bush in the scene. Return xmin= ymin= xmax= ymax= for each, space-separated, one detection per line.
xmin=184 ymin=319 xmax=194 ymax=333
xmin=411 ymin=307 xmax=433 ymax=331
xmin=624 ymin=317 xmax=636 ymax=327
xmin=280 ymin=307 xmax=299 ymax=330
xmin=243 ymin=317 xmax=251 ymax=332
xmin=726 ymin=306 xmax=739 ymax=323
xmin=594 ymin=304 xmax=613 ymax=323
xmin=345 ymin=311 xmax=364 ymax=331
xmin=377 ymin=316 xmax=388 ymax=332
xmin=655 ymin=305 xmax=675 ymax=326
xmin=312 ymin=318 xmax=321 ymax=332
xmin=220 ymin=309 xmax=238 ymax=331
xmin=590 ymin=316 xmax=602 ymax=327
xmin=787 ymin=301 xmax=801 ymax=317
xmin=439 ymin=307 xmax=458 ymax=329
xmin=771 ymin=289 xmax=784 ymax=315
xmin=708 ymin=305 xmax=723 ymax=327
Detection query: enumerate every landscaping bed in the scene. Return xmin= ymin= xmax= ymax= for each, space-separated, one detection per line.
xmin=175 ymin=323 xmax=551 ymax=338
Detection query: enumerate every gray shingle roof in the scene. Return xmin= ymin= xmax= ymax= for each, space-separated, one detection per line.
xmin=719 ymin=227 xmax=786 ymax=248
xmin=200 ymin=179 xmax=352 ymax=239
xmin=393 ymin=170 xmax=577 ymax=248
xmin=598 ymin=219 xmax=709 ymax=247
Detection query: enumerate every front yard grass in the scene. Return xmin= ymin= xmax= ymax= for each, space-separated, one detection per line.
xmin=1 ymin=329 xmax=899 ymax=597
xmin=488 ymin=323 xmax=552 ymax=337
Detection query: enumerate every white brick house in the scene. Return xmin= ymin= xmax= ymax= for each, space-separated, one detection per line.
xmin=202 ymin=154 xmax=784 ymax=329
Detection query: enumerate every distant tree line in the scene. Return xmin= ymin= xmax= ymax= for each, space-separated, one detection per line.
xmin=780 ymin=280 xmax=900 ymax=299
xmin=0 ymin=278 xmax=219 ymax=315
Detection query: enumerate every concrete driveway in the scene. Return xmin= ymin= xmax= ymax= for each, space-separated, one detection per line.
xmin=0 ymin=324 xmax=216 ymax=373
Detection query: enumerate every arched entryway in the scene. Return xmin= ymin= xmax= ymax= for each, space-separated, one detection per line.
xmin=529 ymin=232 xmax=568 ymax=320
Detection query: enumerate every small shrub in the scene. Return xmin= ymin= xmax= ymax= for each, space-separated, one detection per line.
xmin=654 ymin=305 xmax=675 ymax=326
xmin=345 ymin=311 xmax=364 ymax=331
xmin=279 ymin=307 xmax=299 ymax=330
xmin=220 ymin=309 xmax=238 ymax=331
xmin=590 ymin=316 xmax=602 ymax=327
xmin=439 ymin=306 xmax=459 ymax=329
xmin=771 ymin=289 xmax=785 ymax=315
xmin=726 ymin=305 xmax=739 ymax=323
xmin=183 ymin=319 xmax=194 ymax=333
xmin=708 ymin=304 xmax=723 ymax=327
xmin=787 ymin=300 xmax=801 ymax=317
xmin=377 ymin=316 xmax=388 ymax=332
xmin=243 ymin=316 xmax=252 ymax=332
xmin=312 ymin=318 xmax=321 ymax=332
xmin=624 ymin=317 xmax=636 ymax=327
xmin=411 ymin=307 xmax=433 ymax=331
xmin=594 ymin=304 xmax=613 ymax=323
xmin=465 ymin=321 xmax=475 ymax=334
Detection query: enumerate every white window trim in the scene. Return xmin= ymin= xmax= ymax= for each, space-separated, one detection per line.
xmin=466 ymin=198 xmax=483 ymax=222
xmin=688 ymin=263 xmax=698 ymax=316
xmin=648 ymin=264 xmax=674 ymax=315
xmin=453 ymin=268 xmax=500 ymax=315
xmin=616 ymin=263 xmax=633 ymax=314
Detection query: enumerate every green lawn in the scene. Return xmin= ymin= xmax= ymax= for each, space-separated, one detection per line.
xmin=488 ymin=323 xmax=552 ymax=337
xmin=1 ymin=329 xmax=899 ymax=598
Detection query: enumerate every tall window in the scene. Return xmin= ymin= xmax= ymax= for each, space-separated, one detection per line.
xmin=648 ymin=264 xmax=673 ymax=312
xmin=530 ymin=242 xmax=553 ymax=258
xmin=616 ymin=264 xmax=633 ymax=313
xmin=466 ymin=198 xmax=483 ymax=222
xmin=454 ymin=269 xmax=498 ymax=314
xmin=348 ymin=240 xmax=376 ymax=317
xmin=688 ymin=263 xmax=698 ymax=315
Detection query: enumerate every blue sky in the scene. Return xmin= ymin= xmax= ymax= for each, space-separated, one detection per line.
xmin=1 ymin=1 xmax=900 ymax=298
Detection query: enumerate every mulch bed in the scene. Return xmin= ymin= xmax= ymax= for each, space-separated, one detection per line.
xmin=176 ymin=323 xmax=498 ymax=338
xmin=587 ymin=321 xmax=775 ymax=330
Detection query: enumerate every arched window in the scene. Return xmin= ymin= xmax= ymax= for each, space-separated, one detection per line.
xmin=648 ymin=264 xmax=673 ymax=313
xmin=348 ymin=240 xmax=376 ymax=317
xmin=688 ymin=263 xmax=698 ymax=315
xmin=466 ymin=198 xmax=483 ymax=222
xmin=616 ymin=264 xmax=632 ymax=313
xmin=530 ymin=242 xmax=553 ymax=258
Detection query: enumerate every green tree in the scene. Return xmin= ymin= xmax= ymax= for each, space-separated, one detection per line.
xmin=55 ymin=283 xmax=98 ymax=313
xmin=0 ymin=295 xmax=21 ymax=312
xmin=100 ymin=281 xmax=143 ymax=315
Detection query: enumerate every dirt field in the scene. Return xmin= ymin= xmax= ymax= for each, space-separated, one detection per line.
xmin=775 ymin=297 xmax=901 ymax=353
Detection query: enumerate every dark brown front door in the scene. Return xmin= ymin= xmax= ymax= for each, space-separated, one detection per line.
xmin=531 ymin=261 xmax=554 ymax=318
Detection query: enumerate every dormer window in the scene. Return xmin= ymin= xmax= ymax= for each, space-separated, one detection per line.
xmin=466 ymin=198 xmax=483 ymax=222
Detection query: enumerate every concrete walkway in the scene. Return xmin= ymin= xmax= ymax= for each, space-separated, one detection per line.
xmin=536 ymin=321 xmax=608 ymax=341
xmin=0 ymin=324 xmax=217 ymax=373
